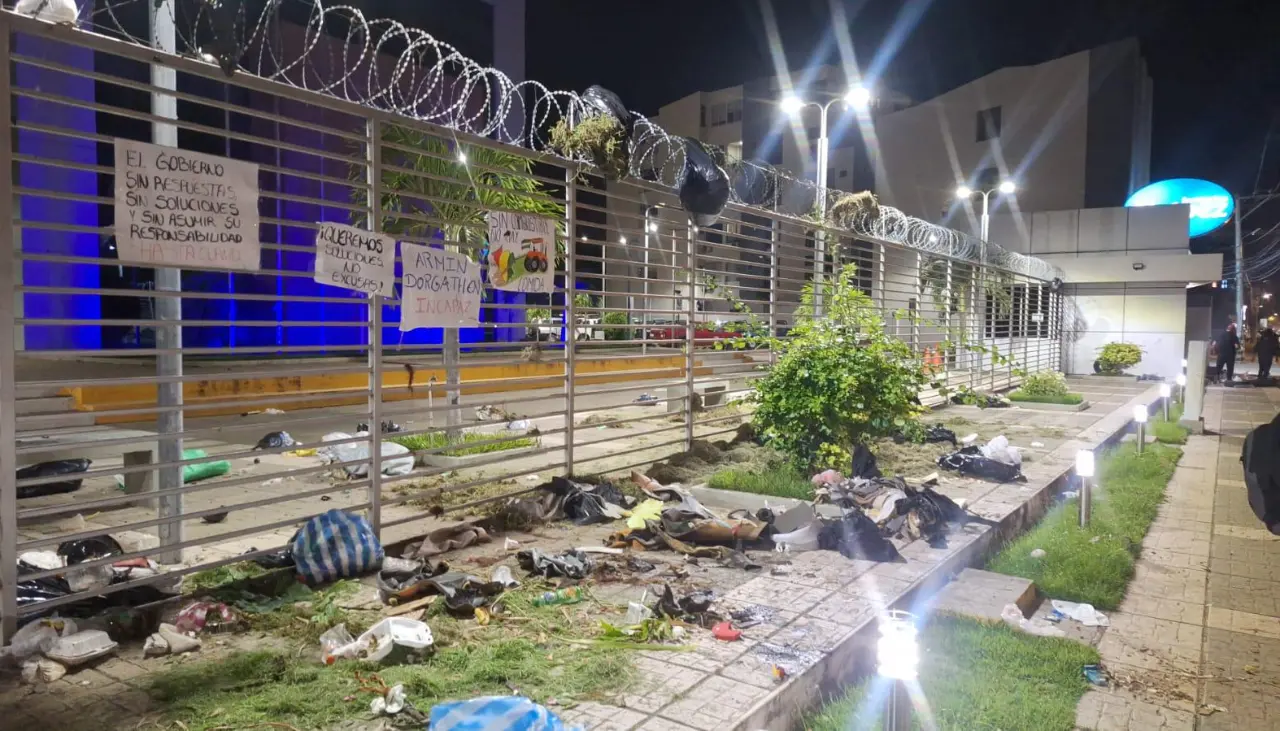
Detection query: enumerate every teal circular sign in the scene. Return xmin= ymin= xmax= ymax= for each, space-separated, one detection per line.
xmin=1124 ymin=178 xmax=1234 ymax=238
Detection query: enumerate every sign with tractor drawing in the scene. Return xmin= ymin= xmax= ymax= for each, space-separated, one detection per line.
xmin=487 ymin=211 xmax=555 ymax=294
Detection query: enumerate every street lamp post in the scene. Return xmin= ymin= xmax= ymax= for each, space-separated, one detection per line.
xmin=781 ymin=86 xmax=873 ymax=313
xmin=955 ymin=181 xmax=1016 ymax=383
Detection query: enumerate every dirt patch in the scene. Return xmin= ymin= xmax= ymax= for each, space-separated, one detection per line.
xmin=646 ymin=426 xmax=782 ymax=486
xmin=873 ymin=439 xmax=954 ymax=478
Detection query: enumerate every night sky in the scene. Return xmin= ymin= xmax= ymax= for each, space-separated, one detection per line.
xmin=523 ymin=0 xmax=1280 ymax=280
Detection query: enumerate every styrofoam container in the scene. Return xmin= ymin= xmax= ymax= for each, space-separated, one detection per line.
xmin=357 ymin=617 xmax=433 ymax=664
xmin=45 ymin=630 xmax=117 ymax=667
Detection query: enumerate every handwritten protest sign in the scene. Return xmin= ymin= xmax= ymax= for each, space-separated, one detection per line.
xmin=313 ymin=223 xmax=396 ymax=296
xmin=487 ymin=212 xmax=555 ymax=293
xmin=400 ymin=241 xmax=482 ymax=331
xmin=114 ymin=139 xmax=260 ymax=271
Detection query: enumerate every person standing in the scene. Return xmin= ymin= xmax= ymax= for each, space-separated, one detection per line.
xmin=1258 ymin=321 xmax=1279 ymax=380
xmin=1216 ymin=323 xmax=1242 ymax=382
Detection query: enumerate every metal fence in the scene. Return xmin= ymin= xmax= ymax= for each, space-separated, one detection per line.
xmin=0 ymin=8 xmax=1063 ymax=638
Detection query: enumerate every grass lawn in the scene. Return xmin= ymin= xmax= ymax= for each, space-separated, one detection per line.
xmin=807 ymin=615 xmax=1098 ymax=731
xmin=147 ymin=583 xmax=635 ymax=730
xmin=986 ymin=441 xmax=1182 ymax=609
xmin=1151 ymin=402 xmax=1190 ymax=445
xmin=1008 ymin=390 xmax=1085 ymax=405
xmin=391 ymin=430 xmax=538 ymax=457
xmin=706 ymin=463 xmax=813 ymax=500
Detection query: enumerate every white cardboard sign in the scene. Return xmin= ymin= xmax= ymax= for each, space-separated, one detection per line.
xmin=113 ymin=138 xmax=260 ymax=271
xmin=486 ymin=212 xmax=555 ymax=294
xmin=400 ymin=241 xmax=482 ymax=331
xmin=313 ymin=223 xmax=396 ymax=297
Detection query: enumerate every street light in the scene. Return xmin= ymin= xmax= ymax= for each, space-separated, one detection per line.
xmin=956 ymin=181 xmax=1019 ymax=242
xmin=1176 ymin=372 xmax=1187 ymax=403
xmin=780 ymin=85 xmax=876 ymax=310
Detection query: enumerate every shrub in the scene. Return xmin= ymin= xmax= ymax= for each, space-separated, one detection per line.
xmin=1097 ymin=342 xmax=1143 ymax=374
xmin=752 ymin=264 xmax=927 ymax=469
xmin=1020 ymin=371 xmax=1071 ymax=399
xmin=527 ymin=307 xmax=551 ymax=322
xmin=602 ymin=311 xmax=632 ymax=341
xmin=548 ymin=114 xmax=629 ymax=179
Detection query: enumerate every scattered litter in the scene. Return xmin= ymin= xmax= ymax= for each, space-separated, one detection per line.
xmin=202 ymin=511 xmax=228 ymax=524
xmin=156 ymin=623 xmax=201 ymax=655
xmin=507 ymin=420 xmax=530 ymax=431
xmin=1030 ymin=548 xmax=1046 ymax=559
xmin=503 ymin=537 xmax=520 ymax=551
xmin=253 ymin=431 xmax=296 ymax=451
xmin=320 ymin=623 xmax=368 ymax=664
xmin=1060 ymin=490 xmax=1079 ymax=500
xmin=532 ymin=587 xmax=585 ymax=607
xmin=625 ymin=556 xmax=657 ymax=573
xmin=1001 ymin=603 xmax=1065 ymax=638
xmin=1244 ymin=663 xmax=1260 ymax=674
xmin=174 ymin=602 xmax=238 ymax=634
xmin=1031 ymin=441 xmax=1045 ymax=448
xmin=2 ymin=618 xmax=76 ymax=664
xmin=253 ymin=548 xmax=295 ymax=570
xmin=293 ymin=510 xmax=384 ymax=585
xmin=1082 ymin=664 xmax=1108 ymax=687
xmin=576 ymin=546 xmax=624 ymax=555
xmin=634 ymin=393 xmax=658 ymax=404
xmin=960 ymin=433 xmax=979 ymax=445
xmin=490 ymin=565 xmax=519 ymax=589
xmin=626 ymin=499 xmax=665 ymax=529
xmin=20 ymin=657 xmax=66 ymax=684
xmin=16 ymin=459 xmax=91 ymax=499
xmin=624 ymin=601 xmax=653 ymax=625
xmin=770 ymin=565 xmax=793 ymax=576
xmin=1051 ymin=599 xmax=1110 ymax=627
xmin=44 ymin=630 xmax=117 ymax=667
xmin=938 ymin=436 xmax=1026 ymax=482
xmin=524 ymin=474 xmax=540 ymax=482
xmin=850 ymin=444 xmax=881 ymax=479
xmin=549 ymin=476 xmax=635 ymax=525
xmin=19 ymin=551 xmax=63 ymax=571
xmin=518 ymin=549 xmax=594 ymax=580
xmin=370 ymin=684 xmax=408 ymax=716
xmin=1197 ymin=704 xmax=1227 ymax=716
xmin=811 ymin=469 xmax=843 ymax=487
xmin=376 ymin=558 xmax=451 ymax=605
xmin=712 ymin=621 xmax=743 ymax=641
xmin=262 ymin=477 xmax=284 ymax=486
xmin=361 ymin=617 xmax=434 ymax=664
xmin=388 ymin=571 xmax=503 ymax=617
xmin=651 ymin=585 xmax=715 ymax=623
xmin=143 ymin=633 xmax=170 ymax=658
xmin=1089 ymin=535 xmax=1101 ymax=543
xmin=772 ymin=521 xmax=822 ymax=553
xmin=357 ymin=420 xmax=404 ymax=434
xmin=318 ymin=432 xmax=414 ymax=477
xmin=406 ymin=522 xmax=493 ymax=560
xmin=428 ymin=696 xmax=575 ymax=731
xmin=895 ymin=424 xmax=957 ymax=446
xmin=818 ymin=510 xmax=903 ymax=562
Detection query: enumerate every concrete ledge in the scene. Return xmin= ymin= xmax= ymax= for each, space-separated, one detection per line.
xmin=1012 ymin=399 xmax=1090 ymax=412
xmin=417 ymin=444 xmax=540 ymax=469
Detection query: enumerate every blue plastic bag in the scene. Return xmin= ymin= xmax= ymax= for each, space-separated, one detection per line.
xmin=428 ymin=696 xmax=581 ymax=731
xmin=291 ymin=510 xmax=384 ymax=585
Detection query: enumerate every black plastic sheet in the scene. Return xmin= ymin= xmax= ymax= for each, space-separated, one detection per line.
xmin=677 ymin=138 xmax=731 ymax=227
xmin=253 ymin=431 xmax=296 ymax=450
xmin=16 ymin=459 xmax=91 ymax=499
xmin=549 ymin=476 xmax=635 ymax=525
xmin=937 ymin=447 xmax=1024 ymax=483
xmin=517 ymin=548 xmax=594 ymax=580
xmin=818 ymin=510 xmax=902 ymax=562
xmin=850 ymin=444 xmax=881 ymax=479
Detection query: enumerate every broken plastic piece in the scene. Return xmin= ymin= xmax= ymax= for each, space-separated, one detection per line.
xmin=1082 ymin=664 xmax=1108 ymax=687
xmin=712 ymin=621 xmax=742 ymax=641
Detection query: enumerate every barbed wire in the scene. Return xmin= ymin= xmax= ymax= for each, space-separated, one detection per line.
xmin=78 ymin=0 xmax=1061 ymax=281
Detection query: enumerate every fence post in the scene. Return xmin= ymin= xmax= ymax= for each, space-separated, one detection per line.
xmin=685 ymin=222 xmax=697 ymax=450
xmin=367 ymin=118 xmax=383 ymax=532
xmin=913 ymin=252 xmax=922 ymax=355
xmin=563 ymin=169 xmax=576 ymax=476
xmin=151 ymin=2 xmax=184 ymax=564
xmin=768 ymin=218 xmax=778 ymax=366
xmin=0 ymin=21 xmax=18 ymax=642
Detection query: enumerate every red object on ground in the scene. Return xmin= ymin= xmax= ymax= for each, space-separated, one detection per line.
xmin=712 ymin=621 xmax=742 ymax=641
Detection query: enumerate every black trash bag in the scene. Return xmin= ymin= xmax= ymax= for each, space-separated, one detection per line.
xmin=818 ymin=509 xmax=903 ymax=562
xmin=730 ymin=161 xmax=777 ymax=207
xmin=937 ymin=447 xmax=1024 ymax=483
xmin=517 ymin=548 xmax=594 ymax=580
xmin=254 ymin=431 xmax=296 ymax=450
xmin=548 ymin=476 xmax=635 ymax=525
xmin=376 ymin=559 xmax=455 ymax=605
xmin=16 ymin=559 xmax=72 ymax=608
xmin=882 ymin=484 xmax=998 ymax=547
xmin=895 ymin=424 xmax=958 ymax=446
xmin=651 ymin=584 xmax=716 ymax=622
xmin=677 ymin=138 xmax=731 ymax=227
xmin=1243 ymin=413 xmax=1280 ymax=535
xmin=249 ymin=547 xmax=295 ymax=570
xmin=16 ymin=459 xmax=91 ymax=499
xmin=384 ymin=571 xmax=504 ymax=617
xmin=582 ymin=85 xmax=635 ymax=135
xmin=58 ymin=535 xmax=124 ymax=566
xmin=850 ymin=444 xmax=881 ymax=479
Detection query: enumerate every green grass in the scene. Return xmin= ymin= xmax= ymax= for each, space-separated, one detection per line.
xmin=148 ymin=584 xmax=636 ymax=730
xmin=986 ymin=442 xmax=1182 ymax=609
xmin=706 ymin=464 xmax=813 ymax=500
xmin=391 ymin=430 xmax=538 ymax=457
xmin=1151 ymin=402 xmax=1190 ymax=445
xmin=183 ymin=561 xmax=267 ymax=593
xmin=1008 ymin=390 xmax=1085 ymax=405
xmin=807 ymin=615 xmax=1098 ymax=731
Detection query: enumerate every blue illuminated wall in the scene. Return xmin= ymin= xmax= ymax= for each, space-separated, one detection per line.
xmin=16 ymin=32 xmax=101 ymax=351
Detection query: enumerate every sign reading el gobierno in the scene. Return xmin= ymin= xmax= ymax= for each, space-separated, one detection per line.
xmin=399 ymin=241 xmax=482 ymax=331
xmin=114 ymin=139 xmax=260 ymax=271
xmin=313 ymin=223 xmax=397 ymax=297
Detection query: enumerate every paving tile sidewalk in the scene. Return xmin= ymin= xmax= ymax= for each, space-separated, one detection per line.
xmin=1076 ymin=386 xmax=1280 ymax=731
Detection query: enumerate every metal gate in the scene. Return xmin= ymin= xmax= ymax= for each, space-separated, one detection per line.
xmin=0 ymin=6 xmax=1063 ymax=638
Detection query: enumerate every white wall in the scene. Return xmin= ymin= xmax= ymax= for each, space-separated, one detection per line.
xmin=1063 ymin=282 xmax=1187 ymax=379
xmin=987 ymin=205 xmax=1189 ymax=255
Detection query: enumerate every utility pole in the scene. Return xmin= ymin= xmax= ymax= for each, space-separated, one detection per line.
xmin=1236 ymin=209 xmax=1245 ymax=332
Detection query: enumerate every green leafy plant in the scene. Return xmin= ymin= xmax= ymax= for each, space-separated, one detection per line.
xmin=701 ymin=275 xmax=769 ymax=350
xmin=826 ymin=190 xmax=881 ymax=228
xmin=752 ymin=264 xmax=928 ymax=469
xmin=1020 ymin=371 xmax=1071 ymax=399
xmin=549 ymin=114 xmax=629 ymax=179
xmin=1097 ymin=342 xmax=1143 ymax=374
xmin=602 ymin=311 xmax=633 ymax=341
xmin=573 ymin=292 xmax=596 ymax=311
xmin=527 ymin=307 xmax=552 ymax=322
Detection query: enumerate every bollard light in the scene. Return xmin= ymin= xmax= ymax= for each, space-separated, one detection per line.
xmin=1181 ymin=358 xmax=1188 ymax=369
xmin=1176 ymin=373 xmax=1187 ymax=404
xmin=1134 ymin=405 xmax=1148 ymax=454
xmin=1159 ymin=383 xmax=1172 ymax=421
xmin=1077 ymin=449 xmax=1095 ymax=527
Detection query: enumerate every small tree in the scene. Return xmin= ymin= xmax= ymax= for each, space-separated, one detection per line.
xmin=752 ymin=264 xmax=928 ymax=469
xmin=1097 ymin=342 xmax=1143 ymax=374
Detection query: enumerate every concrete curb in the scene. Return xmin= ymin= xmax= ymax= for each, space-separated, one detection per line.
xmin=1011 ymin=399 xmax=1091 ymax=412
xmin=729 ymin=384 xmax=1163 ymax=731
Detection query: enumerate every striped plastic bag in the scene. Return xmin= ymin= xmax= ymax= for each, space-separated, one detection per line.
xmin=428 ymin=696 xmax=580 ymax=731
xmin=291 ymin=510 xmax=384 ymax=585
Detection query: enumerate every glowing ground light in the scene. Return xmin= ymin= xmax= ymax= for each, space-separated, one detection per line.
xmin=877 ymin=610 xmax=919 ymax=681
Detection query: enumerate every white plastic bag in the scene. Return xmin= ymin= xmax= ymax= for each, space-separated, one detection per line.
xmin=319 ymin=623 xmax=368 ymax=664
xmin=1051 ymin=599 xmax=1110 ymax=627
xmin=318 ymin=432 xmax=413 ymax=477
xmin=981 ymin=435 xmax=1022 ymax=466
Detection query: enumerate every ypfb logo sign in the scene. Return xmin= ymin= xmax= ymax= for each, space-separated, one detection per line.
xmin=1124 ymin=178 xmax=1234 ymax=238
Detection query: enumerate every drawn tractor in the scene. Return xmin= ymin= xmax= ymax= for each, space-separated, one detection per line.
xmin=521 ymin=237 xmax=549 ymax=272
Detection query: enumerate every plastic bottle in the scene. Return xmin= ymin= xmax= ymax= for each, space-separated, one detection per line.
xmin=532 ymin=587 xmax=584 ymax=607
